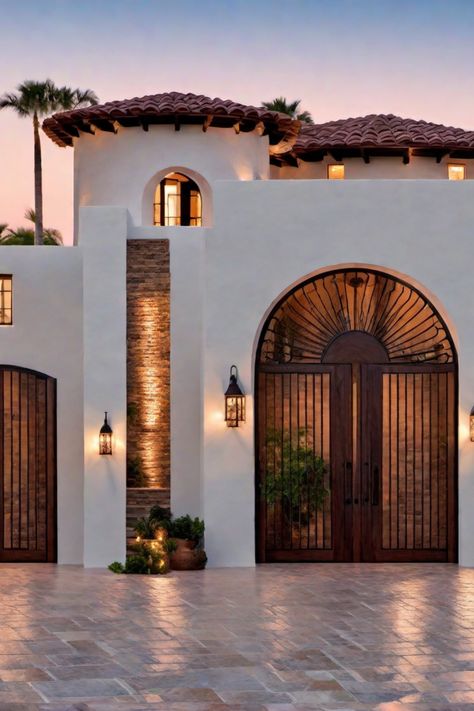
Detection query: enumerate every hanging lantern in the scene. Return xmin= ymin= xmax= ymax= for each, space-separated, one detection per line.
xmin=470 ymin=406 xmax=474 ymax=442
xmin=225 ymin=365 xmax=245 ymax=427
xmin=99 ymin=412 xmax=113 ymax=455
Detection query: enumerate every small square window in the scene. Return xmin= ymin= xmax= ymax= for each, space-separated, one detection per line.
xmin=448 ymin=164 xmax=466 ymax=180
xmin=328 ymin=164 xmax=345 ymax=180
xmin=0 ymin=276 xmax=12 ymax=325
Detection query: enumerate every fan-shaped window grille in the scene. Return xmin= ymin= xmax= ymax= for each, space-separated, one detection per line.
xmin=259 ymin=270 xmax=454 ymax=364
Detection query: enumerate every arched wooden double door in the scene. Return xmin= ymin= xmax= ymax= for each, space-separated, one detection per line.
xmin=256 ymin=269 xmax=458 ymax=563
xmin=0 ymin=366 xmax=57 ymax=562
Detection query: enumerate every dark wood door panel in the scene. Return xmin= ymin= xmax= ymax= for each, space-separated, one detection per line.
xmin=0 ymin=367 xmax=56 ymax=563
xmin=256 ymin=360 xmax=457 ymax=564
xmin=256 ymin=365 xmax=351 ymax=562
xmin=365 ymin=365 xmax=457 ymax=563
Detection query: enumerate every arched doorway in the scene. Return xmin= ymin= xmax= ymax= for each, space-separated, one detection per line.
xmin=0 ymin=366 xmax=57 ymax=562
xmin=255 ymin=268 xmax=458 ymax=563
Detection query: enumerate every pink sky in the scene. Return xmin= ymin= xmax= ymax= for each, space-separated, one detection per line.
xmin=1 ymin=0 xmax=474 ymax=245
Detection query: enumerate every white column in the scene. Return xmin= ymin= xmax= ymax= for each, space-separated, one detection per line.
xmin=81 ymin=206 xmax=128 ymax=567
xmin=170 ymin=229 xmax=205 ymax=518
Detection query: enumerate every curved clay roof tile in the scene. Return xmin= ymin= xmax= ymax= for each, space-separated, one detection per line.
xmin=293 ymin=113 xmax=474 ymax=156
xmin=43 ymin=91 xmax=299 ymax=150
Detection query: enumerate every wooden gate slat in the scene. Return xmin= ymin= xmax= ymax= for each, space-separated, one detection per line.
xmin=11 ymin=371 xmax=20 ymax=549
xmin=20 ymin=372 xmax=28 ymax=550
xmin=0 ymin=367 xmax=56 ymax=562
xmin=3 ymin=371 xmax=11 ymax=549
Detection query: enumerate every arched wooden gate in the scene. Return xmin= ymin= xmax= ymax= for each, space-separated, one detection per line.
xmin=0 ymin=366 xmax=56 ymax=562
xmin=256 ymin=269 xmax=458 ymax=563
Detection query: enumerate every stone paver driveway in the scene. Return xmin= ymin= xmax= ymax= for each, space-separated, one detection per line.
xmin=0 ymin=563 xmax=473 ymax=710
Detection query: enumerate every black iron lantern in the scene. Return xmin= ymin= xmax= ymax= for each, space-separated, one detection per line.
xmin=225 ymin=365 xmax=245 ymax=427
xmin=470 ymin=406 xmax=474 ymax=442
xmin=99 ymin=412 xmax=113 ymax=455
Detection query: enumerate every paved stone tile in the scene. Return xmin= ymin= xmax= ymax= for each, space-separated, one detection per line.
xmin=0 ymin=563 xmax=473 ymax=708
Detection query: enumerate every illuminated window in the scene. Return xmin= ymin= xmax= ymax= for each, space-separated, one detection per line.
xmin=153 ymin=172 xmax=202 ymax=226
xmin=0 ymin=276 xmax=12 ymax=325
xmin=328 ymin=164 xmax=345 ymax=180
xmin=448 ymin=164 xmax=466 ymax=181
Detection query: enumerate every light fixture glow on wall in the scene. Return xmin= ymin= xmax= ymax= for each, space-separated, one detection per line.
xmin=99 ymin=412 xmax=113 ymax=455
xmin=470 ymin=406 xmax=474 ymax=442
xmin=225 ymin=365 xmax=245 ymax=427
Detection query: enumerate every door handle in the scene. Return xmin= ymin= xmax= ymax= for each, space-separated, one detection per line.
xmin=372 ymin=465 xmax=379 ymax=506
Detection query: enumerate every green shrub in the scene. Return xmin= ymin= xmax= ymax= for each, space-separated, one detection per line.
xmin=108 ymin=561 xmax=124 ymax=574
xmin=149 ymin=505 xmax=171 ymax=531
xmin=124 ymin=554 xmax=149 ymax=574
xmin=169 ymin=515 xmax=205 ymax=543
xmin=133 ymin=504 xmax=171 ymax=539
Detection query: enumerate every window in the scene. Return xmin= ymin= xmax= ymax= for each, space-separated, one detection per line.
xmin=0 ymin=276 xmax=12 ymax=325
xmin=328 ymin=164 xmax=345 ymax=180
xmin=448 ymin=164 xmax=466 ymax=180
xmin=153 ymin=172 xmax=202 ymax=226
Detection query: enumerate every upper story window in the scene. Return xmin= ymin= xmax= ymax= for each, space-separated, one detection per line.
xmin=153 ymin=172 xmax=202 ymax=226
xmin=0 ymin=276 xmax=12 ymax=325
xmin=448 ymin=164 xmax=466 ymax=180
xmin=328 ymin=164 xmax=345 ymax=180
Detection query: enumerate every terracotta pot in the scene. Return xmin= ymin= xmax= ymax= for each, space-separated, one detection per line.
xmin=170 ymin=538 xmax=207 ymax=570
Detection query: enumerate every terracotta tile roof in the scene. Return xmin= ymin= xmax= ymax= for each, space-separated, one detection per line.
xmin=293 ymin=114 xmax=474 ymax=159
xmin=42 ymin=91 xmax=299 ymax=149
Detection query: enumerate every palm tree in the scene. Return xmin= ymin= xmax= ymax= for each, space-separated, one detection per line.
xmin=0 ymin=80 xmax=98 ymax=245
xmin=0 ymin=209 xmax=63 ymax=246
xmin=261 ymin=97 xmax=314 ymax=124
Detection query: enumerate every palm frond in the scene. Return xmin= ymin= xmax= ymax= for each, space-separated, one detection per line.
xmin=0 ymin=210 xmax=63 ymax=245
xmin=261 ymin=97 xmax=313 ymax=123
xmin=296 ymin=110 xmax=314 ymax=125
xmin=73 ymin=88 xmax=99 ymax=107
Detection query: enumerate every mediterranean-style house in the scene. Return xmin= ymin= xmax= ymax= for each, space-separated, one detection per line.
xmin=1 ymin=91 xmax=473 ymax=568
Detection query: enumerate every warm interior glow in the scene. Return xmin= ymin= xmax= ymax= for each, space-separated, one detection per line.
xmin=164 ymin=180 xmax=181 ymax=226
xmin=328 ymin=164 xmax=345 ymax=180
xmin=448 ymin=164 xmax=466 ymax=180
xmin=154 ymin=172 xmax=202 ymax=226
xmin=0 ymin=276 xmax=13 ymax=325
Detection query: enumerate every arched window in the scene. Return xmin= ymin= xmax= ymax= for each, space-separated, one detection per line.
xmin=153 ymin=172 xmax=202 ymax=226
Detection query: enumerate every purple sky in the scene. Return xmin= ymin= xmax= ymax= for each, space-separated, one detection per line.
xmin=1 ymin=0 xmax=474 ymax=244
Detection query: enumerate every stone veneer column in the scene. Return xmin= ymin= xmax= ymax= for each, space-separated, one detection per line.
xmin=127 ymin=240 xmax=170 ymax=500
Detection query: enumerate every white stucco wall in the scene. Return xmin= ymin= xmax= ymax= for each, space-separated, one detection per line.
xmin=81 ymin=207 xmax=128 ymax=567
xmin=75 ymin=179 xmax=474 ymax=569
xmin=203 ymin=179 xmax=474 ymax=567
xmin=74 ymin=125 xmax=270 ymax=240
xmin=0 ymin=247 xmax=83 ymax=563
xmin=272 ymin=155 xmax=474 ymax=180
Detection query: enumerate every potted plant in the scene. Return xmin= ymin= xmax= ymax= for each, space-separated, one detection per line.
xmin=168 ymin=515 xmax=207 ymax=570
xmin=262 ymin=427 xmax=329 ymax=527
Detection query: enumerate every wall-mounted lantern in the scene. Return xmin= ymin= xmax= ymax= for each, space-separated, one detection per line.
xmin=99 ymin=412 xmax=113 ymax=455
xmin=470 ymin=406 xmax=474 ymax=442
xmin=225 ymin=365 xmax=245 ymax=427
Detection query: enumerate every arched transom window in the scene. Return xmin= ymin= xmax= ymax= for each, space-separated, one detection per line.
xmin=153 ymin=172 xmax=202 ymax=226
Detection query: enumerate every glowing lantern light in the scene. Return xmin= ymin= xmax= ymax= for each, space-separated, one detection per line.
xmin=99 ymin=411 xmax=113 ymax=455
xmin=225 ymin=365 xmax=245 ymax=427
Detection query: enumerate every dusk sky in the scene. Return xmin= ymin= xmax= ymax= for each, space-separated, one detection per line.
xmin=1 ymin=0 xmax=474 ymax=244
